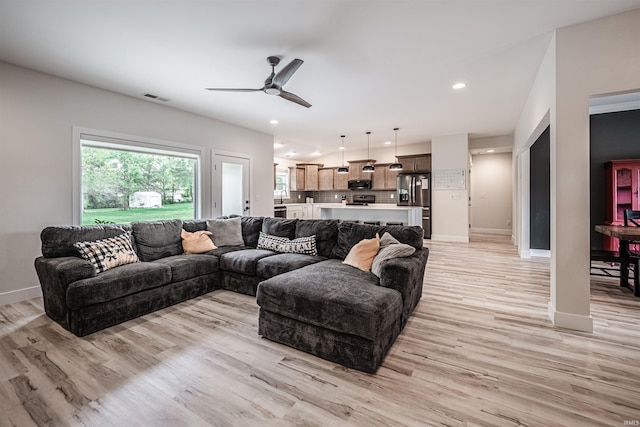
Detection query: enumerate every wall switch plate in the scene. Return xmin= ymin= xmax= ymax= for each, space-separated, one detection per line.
xmin=298 ymin=194 xmax=301 ymax=199
xmin=390 ymin=193 xmax=394 ymax=199
xmin=335 ymin=194 xmax=338 ymax=199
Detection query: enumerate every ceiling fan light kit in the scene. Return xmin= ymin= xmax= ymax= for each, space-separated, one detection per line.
xmin=337 ymin=135 xmax=349 ymax=174
xmin=206 ymin=56 xmax=311 ymax=108
xmin=389 ymin=127 xmax=403 ymax=171
xmin=362 ymin=131 xmax=375 ymax=173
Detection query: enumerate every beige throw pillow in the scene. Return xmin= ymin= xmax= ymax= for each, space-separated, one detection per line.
xmin=181 ymin=229 xmax=217 ymax=254
xmin=343 ymin=233 xmax=380 ymax=272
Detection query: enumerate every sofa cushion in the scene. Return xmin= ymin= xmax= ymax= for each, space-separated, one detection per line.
xmin=131 ymin=219 xmax=183 ymax=261
xmin=331 ymin=222 xmax=424 ymax=259
xmin=182 ymin=220 xmax=208 ymax=232
xmin=256 ymin=253 xmax=326 ymax=279
xmin=207 ymin=217 xmax=245 ymax=246
xmin=295 ymin=219 xmax=339 ymax=258
xmin=256 ymin=259 xmax=402 ymax=340
xmin=74 ymin=232 xmax=139 ymax=274
xmin=66 ymin=262 xmax=172 ymax=309
xmin=152 ymin=254 xmax=218 ymax=282
xmin=330 ymin=222 xmax=380 ymax=259
xmin=262 ymin=217 xmax=297 ymax=239
xmin=240 ymin=216 xmax=264 ymax=247
xmin=219 ymin=249 xmax=277 ymax=275
xmin=41 ymin=225 xmax=131 ymax=258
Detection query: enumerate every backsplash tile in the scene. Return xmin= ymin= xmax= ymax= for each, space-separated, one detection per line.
xmin=275 ymin=190 xmax=397 ymax=205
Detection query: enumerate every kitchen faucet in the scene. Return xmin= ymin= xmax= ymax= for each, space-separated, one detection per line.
xmin=279 ymin=189 xmax=287 ymax=205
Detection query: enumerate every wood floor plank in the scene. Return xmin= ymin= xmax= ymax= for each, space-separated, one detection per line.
xmin=1 ymin=234 xmax=640 ymax=426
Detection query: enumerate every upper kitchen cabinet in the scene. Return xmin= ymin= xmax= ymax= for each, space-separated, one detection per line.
xmin=290 ymin=163 xmax=323 ymax=191
xmin=348 ymin=160 xmax=376 ymax=181
xmin=289 ymin=166 xmax=305 ymax=191
xmin=372 ymin=164 xmax=399 ymax=190
xmin=397 ymin=154 xmax=431 ymax=172
xmin=334 ymin=168 xmax=349 ymax=190
xmin=318 ymin=168 xmax=334 ymax=191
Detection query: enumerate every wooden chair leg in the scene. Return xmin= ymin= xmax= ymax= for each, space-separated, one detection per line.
xmin=620 ymin=260 xmax=630 ymax=288
xmin=634 ymin=259 xmax=640 ymax=297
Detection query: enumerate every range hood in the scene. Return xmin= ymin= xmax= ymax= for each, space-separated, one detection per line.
xmin=348 ymin=179 xmax=372 ymax=190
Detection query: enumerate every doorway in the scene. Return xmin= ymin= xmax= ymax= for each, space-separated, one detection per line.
xmin=212 ymin=153 xmax=250 ymax=217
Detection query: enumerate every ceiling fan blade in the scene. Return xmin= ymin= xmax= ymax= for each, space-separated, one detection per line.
xmin=273 ymin=59 xmax=304 ymax=87
xmin=205 ymin=88 xmax=263 ymax=92
xmin=279 ymin=90 xmax=311 ymax=108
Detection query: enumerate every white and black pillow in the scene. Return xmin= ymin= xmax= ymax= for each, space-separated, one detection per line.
xmin=257 ymin=232 xmax=317 ymax=256
xmin=74 ymin=232 xmax=139 ymax=274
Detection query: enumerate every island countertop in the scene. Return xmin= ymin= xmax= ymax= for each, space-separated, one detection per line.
xmin=318 ymin=204 xmax=422 ymax=226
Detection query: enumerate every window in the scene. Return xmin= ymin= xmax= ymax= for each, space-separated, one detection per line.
xmin=77 ymin=132 xmax=201 ymax=225
xmin=274 ymin=168 xmax=289 ymax=200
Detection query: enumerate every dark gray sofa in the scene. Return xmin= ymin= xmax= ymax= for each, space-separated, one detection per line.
xmin=35 ymin=217 xmax=428 ymax=372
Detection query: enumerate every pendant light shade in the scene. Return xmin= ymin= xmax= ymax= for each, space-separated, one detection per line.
xmin=337 ymin=135 xmax=349 ymax=174
xmin=389 ymin=127 xmax=403 ymax=171
xmin=362 ymin=131 xmax=375 ymax=173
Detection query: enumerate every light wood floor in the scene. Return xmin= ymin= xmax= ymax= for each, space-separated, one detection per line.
xmin=2 ymin=235 xmax=640 ymax=426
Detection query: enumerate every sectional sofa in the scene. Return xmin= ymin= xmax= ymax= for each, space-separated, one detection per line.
xmin=35 ymin=217 xmax=429 ymax=373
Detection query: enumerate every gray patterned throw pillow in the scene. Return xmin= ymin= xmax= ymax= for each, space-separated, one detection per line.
xmin=257 ymin=232 xmax=317 ymax=256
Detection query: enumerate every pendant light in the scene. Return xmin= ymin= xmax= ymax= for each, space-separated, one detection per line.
xmin=389 ymin=127 xmax=404 ymax=171
xmin=337 ymin=135 xmax=349 ymax=174
xmin=362 ymin=131 xmax=375 ymax=173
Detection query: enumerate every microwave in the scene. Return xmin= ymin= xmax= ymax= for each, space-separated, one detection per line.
xmin=348 ymin=179 xmax=372 ymax=190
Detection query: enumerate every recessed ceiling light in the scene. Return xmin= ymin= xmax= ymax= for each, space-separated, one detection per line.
xmin=338 ymin=146 xmax=345 ymax=150
xmin=273 ymin=143 xmax=284 ymax=148
xmin=311 ymin=151 xmax=321 ymax=156
xmin=384 ymin=141 xmax=392 ymax=145
xmin=285 ymin=151 xmax=296 ymax=157
xmin=487 ymin=149 xmax=495 ymax=153
xmin=270 ymin=119 xmax=279 ymax=124
xmin=452 ymin=82 xmax=466 ymax=90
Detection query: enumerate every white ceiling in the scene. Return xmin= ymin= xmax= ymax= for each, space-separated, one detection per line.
xmin=1 ymin=0 xmax=639 ymax=161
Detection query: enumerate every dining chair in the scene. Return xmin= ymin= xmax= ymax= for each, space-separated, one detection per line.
xmin=624 ymin=209 xmax=640 ymax=256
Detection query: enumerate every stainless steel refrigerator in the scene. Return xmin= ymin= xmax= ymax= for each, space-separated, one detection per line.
xmin=397 ymin=173 xmax=431 ymax=238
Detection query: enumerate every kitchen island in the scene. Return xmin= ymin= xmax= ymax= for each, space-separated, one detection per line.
xmin=318 ymin=204 xmax=422 ymax=226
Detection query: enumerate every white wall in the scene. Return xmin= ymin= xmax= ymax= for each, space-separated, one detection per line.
xmin=471 ymin=152 xmax=512 ymax=234
xmin=431 ymin=134 xmax=470 ymax=242
xmin=0 ymin=61 xmax=273 ymax=305
xmin=514 ymin=8 xmax=640 ymax=332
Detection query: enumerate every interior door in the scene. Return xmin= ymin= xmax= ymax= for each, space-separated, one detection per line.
xmin=213 ymin=153 xmax=250 ymax=217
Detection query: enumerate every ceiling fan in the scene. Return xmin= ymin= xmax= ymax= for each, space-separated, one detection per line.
xmin=206 ymin=56 xmax=311 ymax=108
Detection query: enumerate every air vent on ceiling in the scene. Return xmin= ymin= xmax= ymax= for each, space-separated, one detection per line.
xmin=143 ymin=93 xmax=170 ymax=102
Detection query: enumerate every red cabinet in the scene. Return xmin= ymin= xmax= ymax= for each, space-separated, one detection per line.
xmin=604 ymin=159 xmax=640 ymax=250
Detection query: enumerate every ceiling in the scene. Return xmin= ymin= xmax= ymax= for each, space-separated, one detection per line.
xmin=2 ymin=1 xmax=640 ymax=162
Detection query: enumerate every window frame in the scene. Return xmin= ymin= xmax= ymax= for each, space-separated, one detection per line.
xmin=274 ymin=167 xmax=290 ymax=200
xmin=72 ymin=127 xmax=204 ymax=225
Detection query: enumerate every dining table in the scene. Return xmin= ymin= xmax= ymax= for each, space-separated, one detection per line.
xmin=594 ymin=224 xmax=640 ymax=296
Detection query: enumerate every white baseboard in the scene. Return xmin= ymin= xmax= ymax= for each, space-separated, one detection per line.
xmin=0 ymin=286 xmax=42 ymax=306
xmin=530 ymin=249 xmax=551 ymax=258
xmin=519 ymin=248 xmax=531 ymax=259
xmin=470 ymin=228 xmax=511 ymax=236
xmin=430 ymin=234 xmax=469 ymax=243
xmin=548 ymin=301 xmax=593 ymax=332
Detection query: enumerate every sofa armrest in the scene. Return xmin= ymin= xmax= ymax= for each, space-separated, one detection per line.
xmin=378 ymin=247 xmax=429 ymax=327
xmin=34 ymin=256 xmax=96 ymax=327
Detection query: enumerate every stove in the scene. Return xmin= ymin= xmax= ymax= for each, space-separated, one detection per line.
xmin=347 ymin=194 xmax=375 ymax=206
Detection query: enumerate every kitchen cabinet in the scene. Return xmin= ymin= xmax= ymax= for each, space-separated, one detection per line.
xmin=397 ymin=154 xmax=431 ymax=172
xmin=334 ymin=168 xmax=349 ymax=190
xmin=286 ymin=204 xmax=310 ymax=219
xmin=318 ymin=168 xmax=334 ymax=190
xmin=348 ymin=160 xmax=376 ymax=181
xmin=604 ymin=159 xmax=640 ymax=250
xmin=305 ymin=164 xmax=319 ymax=191
xmin=372 ymin=164 xmax=398 ymax=190
xmin=290 ymin=164 xmax=322 ymax=191
xmin=289 ymin=166 xmax=305 ymax=191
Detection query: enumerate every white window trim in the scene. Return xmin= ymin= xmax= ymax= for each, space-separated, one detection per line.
xmin=72 ymin=127 xmax=204 ymax=225
xmin=274 ymin=167 xmax=290 ymax=200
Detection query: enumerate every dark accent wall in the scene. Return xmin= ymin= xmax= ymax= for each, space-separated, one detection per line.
xmin=530 ymin=126 xmax=550 ymax=250
xmin=590 ymin=109 xmax=640 ymax=249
